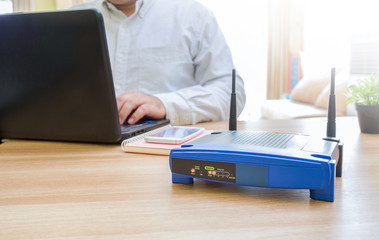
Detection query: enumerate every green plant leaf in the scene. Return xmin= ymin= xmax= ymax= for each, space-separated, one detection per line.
xmin=346 ymin=74 xmax=379 ymax=106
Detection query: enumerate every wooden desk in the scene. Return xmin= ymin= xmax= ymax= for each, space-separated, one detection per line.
xmin=1 ymin=117 xmax=378 ymax=239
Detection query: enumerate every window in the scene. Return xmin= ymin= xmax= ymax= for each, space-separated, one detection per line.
xmin=304 ymin=0 xmax=379 ymax=76
xmin=0 ymin=0 xmax=13 ymax=13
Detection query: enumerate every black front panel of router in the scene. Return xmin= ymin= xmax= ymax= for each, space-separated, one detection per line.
xmin=172 ymin=158 xmax=236 ymax=183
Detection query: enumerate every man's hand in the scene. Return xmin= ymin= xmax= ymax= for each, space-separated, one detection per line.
xmin=116 ymin=92 xmax=166 ymax=125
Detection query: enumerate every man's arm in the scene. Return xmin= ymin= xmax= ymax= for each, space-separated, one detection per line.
xmin=154 ymin=5 xmax=246 ymax=125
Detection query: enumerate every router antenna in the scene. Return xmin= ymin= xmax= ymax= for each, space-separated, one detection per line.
xmin=229 ymin=69 xmax=237 ymax=131
xmin=326 ymin=68 xmax=336 ymax=138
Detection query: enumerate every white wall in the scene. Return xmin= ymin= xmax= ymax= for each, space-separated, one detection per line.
xmin=197 ymin=0 xmax=268 ymax=120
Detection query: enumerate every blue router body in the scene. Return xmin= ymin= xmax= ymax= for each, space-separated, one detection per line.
xmin=169 ymin=131 xmax=342 ymax=201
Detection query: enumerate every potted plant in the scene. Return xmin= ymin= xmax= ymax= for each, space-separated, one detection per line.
xmin=346 ymin=74 xmax=379 ymax=134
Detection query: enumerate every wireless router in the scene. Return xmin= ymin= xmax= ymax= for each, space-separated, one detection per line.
xmin=169 ymin=69 xmax=343 ymax=201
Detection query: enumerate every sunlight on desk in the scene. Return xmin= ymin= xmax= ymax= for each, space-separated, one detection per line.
xmin=1 ymin=117 xmax=378 ymax=239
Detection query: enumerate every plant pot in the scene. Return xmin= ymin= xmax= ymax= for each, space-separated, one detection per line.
xmin=355 ymin=103 xmax=379 ymax=134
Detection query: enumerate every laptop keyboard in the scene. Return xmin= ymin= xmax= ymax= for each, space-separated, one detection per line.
xmin=120 ymin=120 xmax=156 ymax=133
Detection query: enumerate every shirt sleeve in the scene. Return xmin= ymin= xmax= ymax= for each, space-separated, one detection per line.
xmin=155 ymin=4 xmax=246 ymax=125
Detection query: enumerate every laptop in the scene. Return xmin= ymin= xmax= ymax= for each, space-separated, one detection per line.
xmin=0 ymin=9 xmax=170 ymax=143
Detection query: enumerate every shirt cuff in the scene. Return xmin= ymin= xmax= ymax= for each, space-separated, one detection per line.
xmin=154 ymin=92 xmax=193 ymax=125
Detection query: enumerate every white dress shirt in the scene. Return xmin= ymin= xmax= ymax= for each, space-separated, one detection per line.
xmin=72 ymin=0 xmax=246 ymax=125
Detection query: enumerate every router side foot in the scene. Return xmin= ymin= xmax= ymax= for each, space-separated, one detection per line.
xmin=310 ymin=188 xmax=334 ymax=202
xmin=172 ymin=173 xmax=193 ymax=184
xmin=336 ymin=143 xmax=343 ymax=177
xmin=310 ymin=162 xmax=335 ymax=202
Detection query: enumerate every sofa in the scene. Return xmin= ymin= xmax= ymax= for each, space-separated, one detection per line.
xmin=261 ymin=69 xmax=356 ymax=119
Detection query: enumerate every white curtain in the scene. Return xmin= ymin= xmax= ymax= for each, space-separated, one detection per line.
xmin=12 ymin=0 xmax=87 ymax=12
xmin=266 ymin=0 xmax=304 ymax=99
xmin=12 ymin=0 xmax=34 ymax=12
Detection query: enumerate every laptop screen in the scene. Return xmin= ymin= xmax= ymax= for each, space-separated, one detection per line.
xmin=0 ymin=10 xmax=122 ymax=143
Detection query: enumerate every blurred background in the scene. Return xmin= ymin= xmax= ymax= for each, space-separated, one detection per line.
xmin=2 ymin=0 xmax=378 ymax=120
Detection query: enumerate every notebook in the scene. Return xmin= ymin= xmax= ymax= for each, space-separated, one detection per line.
xmin=0 ymin=10 xmax=169 ymax=143
xmin=121 ymin=129 xmax=213 ymax=155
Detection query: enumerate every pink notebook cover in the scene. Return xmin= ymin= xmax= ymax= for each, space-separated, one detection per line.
xmin=121 ymin=130 xmax=213 ymax=155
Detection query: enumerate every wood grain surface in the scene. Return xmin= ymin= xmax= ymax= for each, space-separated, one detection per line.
xmin=1 ymin=117 xmax=378 ymax=239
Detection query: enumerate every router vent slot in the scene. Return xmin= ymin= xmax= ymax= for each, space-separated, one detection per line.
xmin=232 ymin=132 xmax=294 ymax=149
